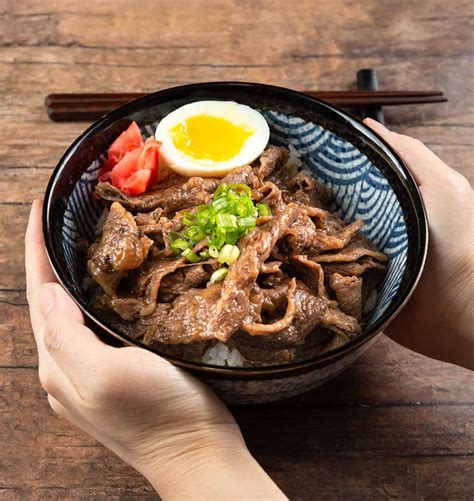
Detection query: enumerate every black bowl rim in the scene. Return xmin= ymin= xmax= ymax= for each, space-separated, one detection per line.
xmin=43 ymin=81 xmax=428 ymax=379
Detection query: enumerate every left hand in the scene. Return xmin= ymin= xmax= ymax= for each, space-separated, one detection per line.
xmin=25 ymin=200 xmax=285 ymax=499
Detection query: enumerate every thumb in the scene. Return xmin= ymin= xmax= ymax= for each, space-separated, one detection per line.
xmin=40 ymin=283 xmax=115 ymax=389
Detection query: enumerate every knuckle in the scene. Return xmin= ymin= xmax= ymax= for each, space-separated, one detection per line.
xmin=450 ymin=171 xmax=471 ymax=194
xmin=43 ymin=320 xmax=62 ymax=354
xmin=398 ymin=134 xmax=424 ymax=151
xmin=411 ymin=137 xmax=425 ymax=149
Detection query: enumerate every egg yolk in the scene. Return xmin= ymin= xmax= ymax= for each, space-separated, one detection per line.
xmin=170 ymin=114 xmax=254 ymax=162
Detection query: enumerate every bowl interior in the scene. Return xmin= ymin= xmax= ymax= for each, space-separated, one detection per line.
xmin=45 ymin=83 xmax=426 ymax=372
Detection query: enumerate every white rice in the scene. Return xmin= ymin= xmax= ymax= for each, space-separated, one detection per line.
xmin=286 ymin=143 xmax=303 ymax=168
xmin=202 ymin=341 xmax=245 ymax=367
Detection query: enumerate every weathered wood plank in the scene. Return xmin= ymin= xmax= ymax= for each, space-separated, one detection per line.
xmin=0 ymin=168 xmax=53 ymax=203
xmin=263 ymin=456 xmax=474 ymax=499
xmin=0 ymin=205 xmax=30 ymax=290
xmin=1 ymin=0 xmax=472 ymax=55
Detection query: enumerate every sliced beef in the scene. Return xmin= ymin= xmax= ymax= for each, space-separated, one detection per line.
xmin=221 ymin=165 xmax=260 ymax=188
xmin=312 ymin=234 xmax=388 ymax=263
xmin=283 ymin=207 xmax=364 ymax=255
xmin=201 ymin=203 xmax=300 ymax=342
xmin=100 ymin=257 xmax=186 ymax=321
xmin=138 ymin=213 xmax=185 ymax=257
xmin=87 ymin=202 xmax=153 ymax=296
xmin=329 ymin=273 xmax=363 ymax=319
xmin=321 ymin=256 xmax=386 ymax=276
xmin=135 ymin=207 xmax=163 ymax=226
xmin=289 ymin=255 xmax=328 ymax=297
xmin=254 ymin=145 xmax=289 ymax=180
xmin=233 ymin=332 xmax=297 ymax=365
xmin=241 ymin=280 xmax=329 ymax=347
xmin=318 ymin=330 xmax=352 ymax=354
xmin=321 ymin=306 xmax=361 ymax=337
xmin=271 ymin=162 xmax=332 ymax=208
xmin=136 ymin=284 xmax=224 ymax=345
xmin=108 ymin=296 xmax=156 ymax=321
xmin=96 ymin=176 xmax=219 ymax=214
xmin=133 ymin=257 xmax=185 ymax=305
xmin=252 ymin=181 xmax=285 ymax=212
xmin=159 ymin=264 xmax=210 ymax=301
xmin=241 ymin=279 xmax=297 ymax=336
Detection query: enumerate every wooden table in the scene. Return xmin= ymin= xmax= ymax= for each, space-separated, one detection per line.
xmin=1 ymin=1 xmax=473 ymax=498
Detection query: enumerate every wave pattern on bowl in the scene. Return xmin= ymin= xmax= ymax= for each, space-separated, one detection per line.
xmin=62 ymin=110 xmax=408 ymax=338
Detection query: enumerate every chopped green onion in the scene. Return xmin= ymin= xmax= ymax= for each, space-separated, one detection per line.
xmin=182 ymin=211 xmax=196 ymax=226
xmin=225 ymin=230 xmax=240 ymax=245
xmin=238 ymin=216 xmax=256 ymax=229
xmin=208 ymin=245 xmax=219 ymax=258
xmin=210 ymin=267 xmax=228 ymax=283
xmin=213 ymin=183 xmax=228 ymax=200
xmin=211 ymin=197 xmax=229 ymax=212
xmin=171 ymin=183 xmax=260 ymax=258
xmin=181 ymin=248 xmax=201 ymax=263
xmin=257 ymin=203 xmax=272 ymax=217
xmin=183 ymin=226 xmax=205 ymax=242
xmin=216 ymin=213 xmax=237 ymax=228
xmin=235 ymin=196 xmax=255 ymax=217
xmin=169 ymin=230 xmax=181 ymax=240
xmin=170 ymin=238 xmax=190 ymax=253
xmin=199 ymin=250 xmax=210 ymax=258
xmin=210 ymin=228 xmax=226 ymax=248
xmin=218 ymin=244 xmax=240 ymax=265
xmin=218 ymin=244 xmax=233 ymax=264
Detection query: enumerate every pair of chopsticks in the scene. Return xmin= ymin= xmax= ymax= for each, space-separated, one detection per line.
xmin=45 ymin=90 xmax=447 ymax=122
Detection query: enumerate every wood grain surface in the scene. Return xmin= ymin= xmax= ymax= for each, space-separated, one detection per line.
xmin=1 ymin=0 xmax=473 ymax=498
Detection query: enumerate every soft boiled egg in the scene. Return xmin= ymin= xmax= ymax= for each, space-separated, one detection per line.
xmin=155 ymin=101 xmax=270 ymax=177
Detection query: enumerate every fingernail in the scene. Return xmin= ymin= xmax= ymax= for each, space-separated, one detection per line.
xmin=39 ymin=283 xmax=56 ymax=315
xmin=364 ymin=117 xmax=388 ymax=130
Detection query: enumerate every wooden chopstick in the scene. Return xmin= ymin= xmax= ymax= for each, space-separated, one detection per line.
xmin=45 ymin=90 xmax=447 ymax=122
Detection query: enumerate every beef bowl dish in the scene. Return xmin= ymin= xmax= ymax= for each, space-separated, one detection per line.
xmin=44 ymin=82 xmax=427 ymax=404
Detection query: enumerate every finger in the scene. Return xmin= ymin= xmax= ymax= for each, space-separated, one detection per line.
xmin=25 ymin=200 xmax=67 ymax=353
xmin=25 ymin=200 xmax=56 ymax=306
xmin=25 ymin=200 xmax=83 ymax=370
xmin=363 ymin=118 xmax=457 ymax=186
xmin=40 ymin=282 xmax=115 ymax=392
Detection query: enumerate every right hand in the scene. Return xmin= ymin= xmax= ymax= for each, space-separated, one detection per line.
xmin=365 ymin=118 xmax=473 ymax=370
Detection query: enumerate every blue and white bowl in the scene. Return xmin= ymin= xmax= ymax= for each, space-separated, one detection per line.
xmin=43 ymin=82 xmax=428 ymax=404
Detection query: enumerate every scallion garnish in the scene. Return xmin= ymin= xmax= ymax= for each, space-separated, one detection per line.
xmin=208 ymin=245 xmax=219 ymax=258
xmin=171 ymin=183 xmax=261 ymax=264
xmin=170 ymin=238 xmax=190 ymax=253
xmin=217 ymin=244 xmax=240 ymax=265
xmin=181 ymin=248 xmax=200 ymax=263
xmin=210 ymin=267 xmax=229 ymax=283
xmin=257 ymin=203 xmax=272 ymax=217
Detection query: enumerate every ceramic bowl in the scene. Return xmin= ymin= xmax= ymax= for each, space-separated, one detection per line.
xmin=43 ymin=82 xmax=428 ymax=404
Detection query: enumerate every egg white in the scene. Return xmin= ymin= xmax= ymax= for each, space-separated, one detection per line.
xmin=155 ymin=100 xmax=270 ymax=178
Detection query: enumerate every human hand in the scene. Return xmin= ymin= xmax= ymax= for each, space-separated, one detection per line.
xmin=25 ymin=200 xmax=286 ymax=499
xmin=365 ymin=118 xmax=473 ymax=370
